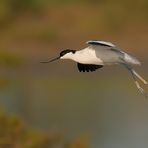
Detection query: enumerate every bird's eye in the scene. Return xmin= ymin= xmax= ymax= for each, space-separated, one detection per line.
xmin=72 ymin=50 xmax=76 ymax=54
xmin=60 ymin=52 xmax=63 ymax=56
xmin=60 ymin=51 xmax=66 ymax=56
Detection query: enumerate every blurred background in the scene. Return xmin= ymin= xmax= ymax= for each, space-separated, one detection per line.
xmin=0 ymin=0 xmax=148 ymax=147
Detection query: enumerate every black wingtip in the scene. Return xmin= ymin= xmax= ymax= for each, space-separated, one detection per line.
xmin=77 ymin=63 xmax=103 ymax=72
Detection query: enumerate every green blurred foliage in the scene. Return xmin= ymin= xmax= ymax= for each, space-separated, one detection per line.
xmin=0 ymin=0 xmax=45 ymax=28
xmin=0 ymin=0 xmax=148 ymax=36
xmin=0 ymin=0 xmax=148 ymax=20
xmin=10 ymin=27 xmax=58 ymax=43
xmin=0 ymin=111 xmax=90 ymax=148
xmin=0 ymin=51 xmax=22 ymax=67
xmin=0 ymin=111 xmax=53 ymax=147
xmin=0 ymin=0 xmax=148 ymax=45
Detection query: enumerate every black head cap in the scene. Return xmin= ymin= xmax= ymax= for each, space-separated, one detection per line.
xmin=60 ymin=49 xmax=76 ymax=57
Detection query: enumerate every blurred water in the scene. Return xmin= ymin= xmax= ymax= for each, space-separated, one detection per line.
xmin=0 ymin=63 xmax=148 ymax=148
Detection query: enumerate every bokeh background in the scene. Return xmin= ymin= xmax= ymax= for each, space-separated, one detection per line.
xmin=0 ymin=0 xmax=148 ymax=147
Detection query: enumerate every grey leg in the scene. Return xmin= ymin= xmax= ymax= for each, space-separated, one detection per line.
xmin=123 ymin=64 xmax=147 ymax=98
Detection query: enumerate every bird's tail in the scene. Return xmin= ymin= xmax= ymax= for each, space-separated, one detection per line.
xmin=124 ymin=53 xmax=141 ymax=65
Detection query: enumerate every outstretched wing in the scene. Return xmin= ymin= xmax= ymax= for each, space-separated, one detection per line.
xmin=77 ymin=63 xmax=103 ymax=72
xmin=86 ymin=40 xmax=140 ymax=65
xmin=86 ymin=40 xmax=122 ymax=52
xmin=87 ymin=40 xmax=115 ymax=47
xmin=86 ymin=40 xmax=126 ymax=63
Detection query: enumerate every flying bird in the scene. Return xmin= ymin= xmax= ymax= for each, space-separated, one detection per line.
xmin=41 ymin=40 xmax=148 ymax=97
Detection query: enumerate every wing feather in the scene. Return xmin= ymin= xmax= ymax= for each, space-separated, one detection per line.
xmin=87 ymin=40 xmax=115 ymax=47
xmin=77 ymin=63 xmax=103 ymax=72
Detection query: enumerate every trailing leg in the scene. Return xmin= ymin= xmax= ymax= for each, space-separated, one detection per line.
xmin=123 ymin=64 xmax=147 ymax=98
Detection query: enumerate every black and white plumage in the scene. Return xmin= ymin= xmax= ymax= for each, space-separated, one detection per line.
xmin=41 ymin=40 xmax=148 ymax=97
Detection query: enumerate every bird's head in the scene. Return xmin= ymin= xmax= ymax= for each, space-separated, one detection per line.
xmin=60 ymin=49 xmax=76 ymax=59
xmin=40 ymin=49 xmax=76 ymax=63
